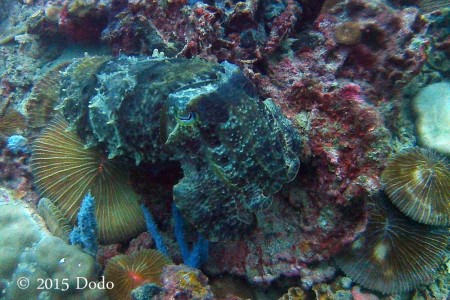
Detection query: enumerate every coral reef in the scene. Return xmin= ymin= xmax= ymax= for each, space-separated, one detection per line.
xmin=104 ymin=249 xmax=172 ymax=300
xmin=0 ymin=0 xmax=446 ymax=297
xmin=335 ymin=194 xmax=449 ymax=294
xmin=31 ymin=115 xmax=146 ymax=244
xmin=381 ymin=147 xmax=450 ymax=225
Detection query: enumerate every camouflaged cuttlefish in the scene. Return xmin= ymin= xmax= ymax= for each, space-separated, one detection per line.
xmin=58 ymin=55 xmax=301 ymax=241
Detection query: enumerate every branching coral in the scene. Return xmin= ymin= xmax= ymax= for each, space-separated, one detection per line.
xmin=381 ymin=147 xmax=450 ymax=225
xmin=31 ymin=115 xmax=146 ymax=244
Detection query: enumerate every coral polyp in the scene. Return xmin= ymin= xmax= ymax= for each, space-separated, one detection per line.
xmin=381 ymin=147 xmax=450 ymax=226
xmin=31 ymin=115 xmax=146 ymax=244
xmin=104 ymin=249 xmax=172 ymax=300
xmin=335 ymin=195 xmax=449 ymax=294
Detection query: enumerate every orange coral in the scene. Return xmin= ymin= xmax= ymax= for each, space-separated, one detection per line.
xmin=104 ymin=250 xmax=171 ymax=300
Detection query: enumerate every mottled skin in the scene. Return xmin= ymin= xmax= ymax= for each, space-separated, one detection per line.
xmin=59 ymin=56 xmax=301 ymax=241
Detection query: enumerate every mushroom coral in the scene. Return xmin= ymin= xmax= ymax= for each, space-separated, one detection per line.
xmin=104 ymin=249 xmax=172 ymax=300
xmin=31 ymin=115 xmax=145 ymax=244
xmin=381 ymin=147 xmax=450 ymax=226
xmin=335 ymin=194 xmax=449 ymax=294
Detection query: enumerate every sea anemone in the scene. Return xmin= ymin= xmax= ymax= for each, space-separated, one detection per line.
xmin=31 ymin=115 xmax=146 ymax=244
xmin=104 ymin=249 xmax=172 ymax=300
xmin=381 ymin=147 xmax=450 ymax=225
xmin=335 ymin=194 xmax=449 ymax=294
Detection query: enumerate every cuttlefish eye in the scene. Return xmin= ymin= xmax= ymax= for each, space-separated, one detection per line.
xmin=176 ymin=112 xmax=197 ymax=126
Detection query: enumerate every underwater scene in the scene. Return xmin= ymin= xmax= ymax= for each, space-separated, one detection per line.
xmin=0 ymin=0 xmax=449 ymax=299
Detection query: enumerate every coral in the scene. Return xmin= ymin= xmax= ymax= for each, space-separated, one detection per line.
xmin=31 ymin=115 xmax=146 ymax=244
xmin=0 ymin=193 xmax=105 ymax=299
xmin=37 ymin=197 xmax=71 ymax=242
xmin=104 ymin=249 xmax=172 ymax=300
xmin=333 ymin=21 xmax=362 ymax=45
xmin=6 ymin=135 xmax=29 ymax=155
xmin=156 ymin=265 xmax=214 ymax=300
xmin=25 ymin=62 xmax=69 ymax=129
xmin=59 ymin=55 xmax=301 ymax=241
xmin=279 ymin=286 xmax=306 ymax=300
xmin=141 ymin=204 xmax=169 ymax=257
xmin=335 ymin=194 xmax=449 ymax=294
xmin=172 ymin=205 xmax=209 ymax=268
xmin=413 ymin=81 xmax=450 ymax=155
xmin=0 ymin=109 xmax=25 ymax=137
xmin=141 ymin=203 xmax=209 ymax=268
xmin=69 ymin=192 xmax=98 ymax=256
xmin=382 ymin=147 xmax=450 ymax=225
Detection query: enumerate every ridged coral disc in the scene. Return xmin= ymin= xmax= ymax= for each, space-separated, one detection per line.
xmin=104 ymin=250 xmax=172 ymax=300
xmin=381 ymin=147 xmax=450 ymax=225
xmin=31 ymin=115 xmax=146 ymax=244
xmin=335 ymin=195 xmax=449 ymax=294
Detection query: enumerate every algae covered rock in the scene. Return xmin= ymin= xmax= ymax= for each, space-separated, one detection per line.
xmin=413 ymin=81 xmax=450 ymax=155
xmin=59 ymin=56 xmax=301 ymax=241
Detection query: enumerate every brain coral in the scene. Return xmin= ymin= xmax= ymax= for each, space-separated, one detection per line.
xmin=335 ymin=194 xmax=449 ymax=294
xmin=381 ymin=147 xmax=450 ymax=226
xmin=58 ymin=55 xmax=301 ymax=241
